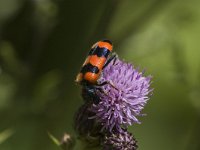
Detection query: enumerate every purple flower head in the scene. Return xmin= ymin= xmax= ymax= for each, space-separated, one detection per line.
xmin=103 ymin=129 xmax=137 ymax=150
xmin=91 ymin=57 xmax=152 ymax=132
xmin=74 ymin=102 xmax=102 ymax=139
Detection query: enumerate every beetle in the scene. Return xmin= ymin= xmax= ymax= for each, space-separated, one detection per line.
xmin=75 ymin=39 xmax=116 ymax=103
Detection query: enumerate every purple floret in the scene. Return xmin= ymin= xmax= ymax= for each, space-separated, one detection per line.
xmin=91 ymin=57 xmax=152 ymax=132
xmin=103 ymin=129 xmax=137 ymax=150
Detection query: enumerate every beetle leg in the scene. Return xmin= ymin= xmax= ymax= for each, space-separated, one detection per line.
xmin=102 ymin=53 xmax=118 ymax=69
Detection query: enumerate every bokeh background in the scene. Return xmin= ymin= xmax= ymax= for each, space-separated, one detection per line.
xmin=0 ymin=0 xmax=200 ymax=150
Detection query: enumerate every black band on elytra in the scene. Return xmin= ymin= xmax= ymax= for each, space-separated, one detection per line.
xmin=81 ymin=63 xmax=99 ymax=74
xmin=89 ymin=47 xmax=110 ymax=58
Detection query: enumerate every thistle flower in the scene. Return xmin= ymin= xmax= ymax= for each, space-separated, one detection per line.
xmin=74 ymin=102 xmax=102 ymax=141
xmin=102 ymin=129 xmax=137 ymax=150
xmin=91 ymin=57 xmax=152 ymax=132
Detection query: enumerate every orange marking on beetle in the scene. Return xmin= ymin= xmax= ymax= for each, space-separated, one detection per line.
xmin=98 ymin=41 xmax=113 ymax=51
xmin=89 ymin=55 xmax=106 ymax=69
xmin=84 ymin=72 xmax=99 ymax=84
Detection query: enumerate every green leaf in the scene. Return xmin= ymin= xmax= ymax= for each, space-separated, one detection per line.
xmin=0 ymin=129 xmax=14 ymax=144
xmin=47 ymin=131 xmax=61 ymax=146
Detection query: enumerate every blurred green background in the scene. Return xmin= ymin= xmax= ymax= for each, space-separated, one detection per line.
xmin=0 ymin=0 xmax=200 ymax=150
